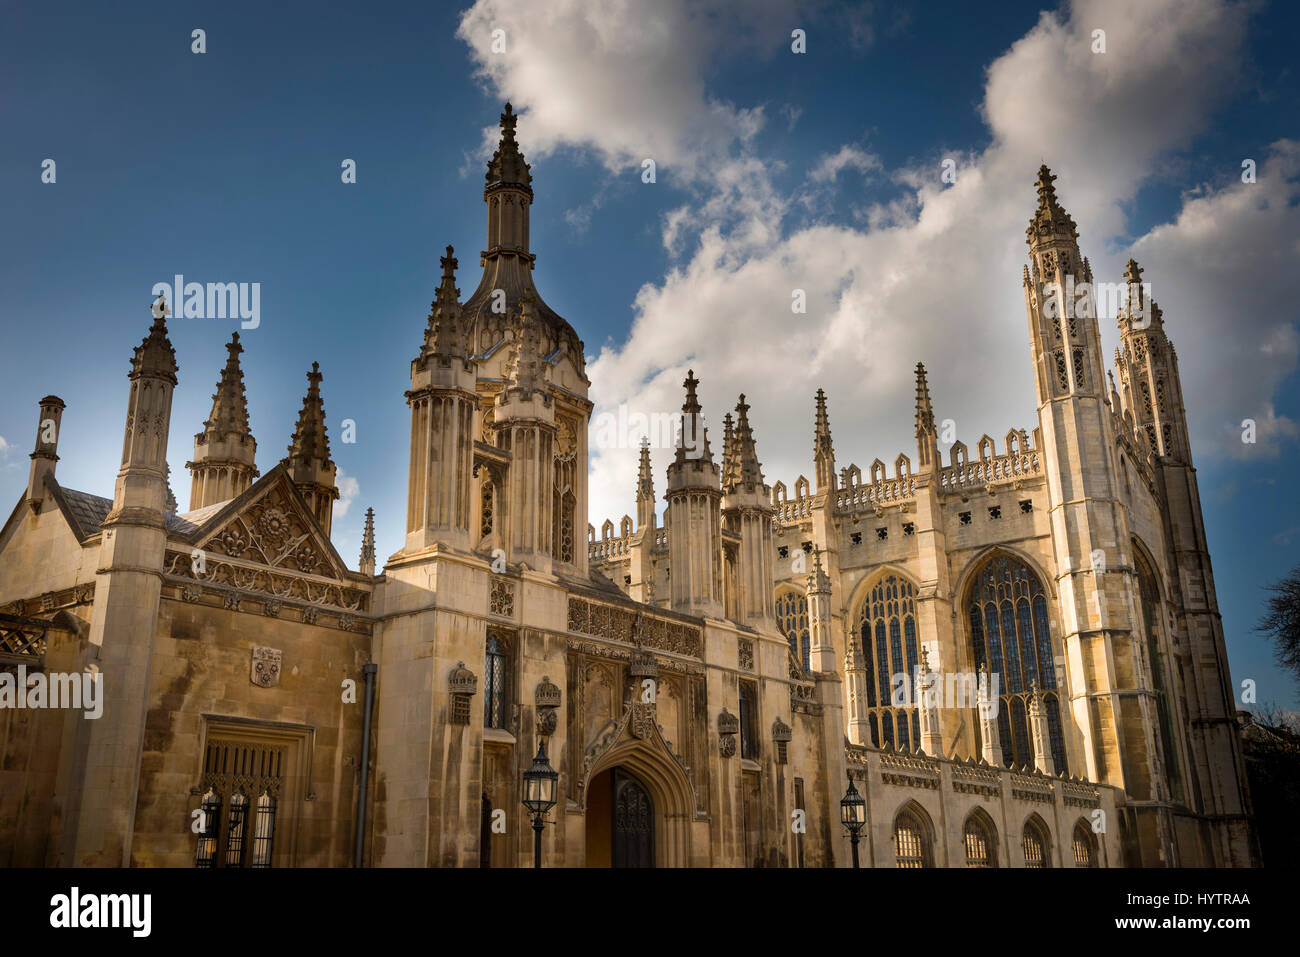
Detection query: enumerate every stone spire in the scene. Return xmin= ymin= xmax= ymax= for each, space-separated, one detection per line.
xmin=635 ymin=437 xmax=655 ymax=530
xmin=359 ymin=506 xmax=376 ymax=575
xmin=731 ymin=394 xmax=765 ymax=491
xmin=107 ymin=294 xmax=177 ymax=521
xmin=671 ymin=369 xmax=714 ymax=468
xmin=914 ymin=362 xmax=935 ymax=437
xmin=423 ymin=245 xmax=469 ymax=359
xmin=813 ymin=388 xmax=835 ymax=492
xmin=720 ymin=412 xmax=737 ymax=490
xmin=133 ymin=294 xmax=180 ymax=382
xmin=283 ymin=362 xmax=339 ymax=536
xmin=1115 ymin=257 xmax=1186 ymax=461
xmin=914 ymin=362 xmax=938 ymax=470
xmin=287 ymin=363 xmax=331 ymax=465
xmin=485 ymin=102 xmax=532 ymax=192
xmin=208 ymin=333 xmax=253 ymax=436
xmin=461 ymin=104 xmax=585 ymax=388
xmin=666 ymin=370 xmax=723 ymax=616
xmin=187 ymin=332 xmax=259 ymax=510
xmin=1026 ymin=164 xmax=1078 ymax=244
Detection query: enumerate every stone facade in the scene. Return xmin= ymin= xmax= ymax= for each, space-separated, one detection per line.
xmin=0 ymin=107 xmax=1253 ymax=868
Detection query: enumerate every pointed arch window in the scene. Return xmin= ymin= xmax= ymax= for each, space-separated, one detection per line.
xmin=856 ymin=575 xmax=920 ymax=750
xmin=963 ymin=812 xmax=997 ymax=867
xmin=1022 ymin=817 xmax=1050 ymax=868
xmin=893 ymin=805 xmax=933 ymax=868
xmin=1072 ymin=821 xmax=1097 ymax=867
xmin=966 ymin=554 xmax=1067 ymax=774
xmin=1135 ymin=549 xmax=1182 ymax=803
xmin=775 ymin=590 xmax=811 ymax=672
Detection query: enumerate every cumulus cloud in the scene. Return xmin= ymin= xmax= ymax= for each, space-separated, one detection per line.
xmin=335 ymin=468 xmax=359 ymax=520
xmin=456 ymin=0 xmax=1296 ymax=528
xmin=1128 ymin=140 xmax=1300 ymax=457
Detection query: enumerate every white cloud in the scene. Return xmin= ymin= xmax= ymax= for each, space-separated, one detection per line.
xmin=456 ymin=0 xmax=1296 ymax=529
xmin=335 ymin=468 xmax=359 ymax=520
xmin=1129 ymin=140 xmax=1300 ymax=457
xmin=808 ymin=145 xmax=881 ymax=184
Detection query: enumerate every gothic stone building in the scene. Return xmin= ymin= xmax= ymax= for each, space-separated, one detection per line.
xmin=0 ymin=105 xmax=1255 ymax=868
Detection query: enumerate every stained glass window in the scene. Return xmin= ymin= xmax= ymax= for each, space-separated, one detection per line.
xmin=857 ymin=575 xmax=920 ymax=750
xmin=966 ymin=554 xmax=1067 ymax=773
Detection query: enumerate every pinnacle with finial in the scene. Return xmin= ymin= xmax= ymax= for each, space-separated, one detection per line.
xmin=286 ymin=362 xmax=332 ymax=465
xmin=133 ymin=295 xmax=179 ymax=382
xmin=203 ymin=332 xmax=253 ymax=438
xmin=359 ymin=506 xmax=376 ymax=572
xmin=914 ymin=361 xmax=935 ymax=438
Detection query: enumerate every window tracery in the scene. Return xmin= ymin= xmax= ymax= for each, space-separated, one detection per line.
xmin=857 ymin=575 xmax=920 ymax=751
xmin=966 ymin=554 xmax=1067 ymax=773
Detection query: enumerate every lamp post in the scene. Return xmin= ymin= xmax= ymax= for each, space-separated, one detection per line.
xmin=521 ymin=739 xmax=558 ymax=868
xmin=840 ymin=774 xmax=866 ymax=868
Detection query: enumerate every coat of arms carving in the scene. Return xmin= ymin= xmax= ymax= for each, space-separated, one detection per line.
xmin=630 ymin=702 xmax=656 ymax=740
xmin=251 ymin=646 xmax=282 ymax=687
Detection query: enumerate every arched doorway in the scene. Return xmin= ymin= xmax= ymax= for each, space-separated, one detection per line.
xmin=586 ymin=767 xmax=655 ymax=867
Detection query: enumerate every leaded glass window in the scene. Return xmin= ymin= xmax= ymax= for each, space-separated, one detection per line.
xmin=963 ymin=813 xmax=996 ymax=867
xmin=775 ymin=590 xmax=811 ymax=671
xmin=1022 ymin=818 xmax=1049 ymax=868
xmin=1072 ymin=821 xmax=1096 ymax=867
xmin=857 ymin=575 xmax=920 ymax=750
xmin=893 ymin=806 xmax=932 ymax=868
xmin=967 ymin=554 xmax=1067 ymax=773
xmin=485 ymin=634 xmax=509 ymax=730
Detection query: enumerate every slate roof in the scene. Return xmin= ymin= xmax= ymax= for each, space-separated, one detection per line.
xmin=56 ymin=485 xmax=221 ymax=539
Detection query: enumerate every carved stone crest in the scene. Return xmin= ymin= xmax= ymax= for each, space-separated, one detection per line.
xmin=630 ymin=702 xmax=656 ymax=740
xmin=251 ymin=646 xmax=282 ymax=687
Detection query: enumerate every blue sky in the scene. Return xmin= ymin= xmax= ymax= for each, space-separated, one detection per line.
xmin=1 ymin=0 xmax=1297 ymax=708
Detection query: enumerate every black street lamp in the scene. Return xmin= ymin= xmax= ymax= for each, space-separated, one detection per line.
xmin=840 ymin=774 xmax=866 ymax=868
xmin=521 ymin=739 xmax=559 ymax=868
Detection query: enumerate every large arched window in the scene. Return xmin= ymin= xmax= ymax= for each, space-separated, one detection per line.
xmin=893 ymin=804 xmax=934 ymax=868
xmin=963 ymin=810 xmax=998 ymax=867
xmin=776 ymin=590 xmax=811 ymax=672
xmin=1022 ymin=816 xmax=1050 ymax=868
xmin=1134 ymin=547 xmax=1183 ymax=804
xmin=857 ymin=574 xmax=920 ymax=751
xmin=965 ymin=553 xmax=1067 ymax=774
